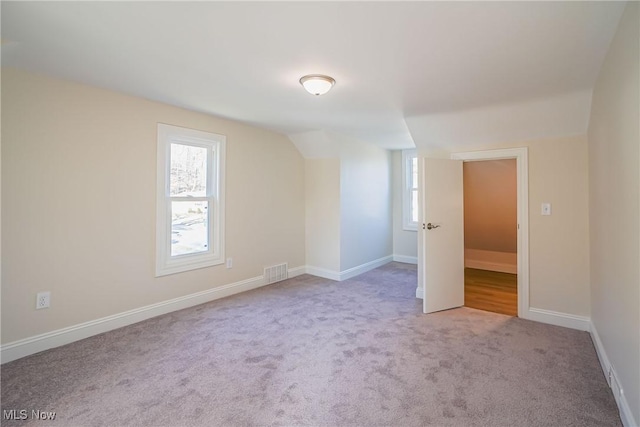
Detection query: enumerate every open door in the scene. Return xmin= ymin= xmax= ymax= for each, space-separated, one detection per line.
xmin=420 ymin=158 xmax=465 ymax=314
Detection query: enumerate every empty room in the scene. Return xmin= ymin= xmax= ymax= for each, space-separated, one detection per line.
xmin=1 ymin=2 xmax=639 ymax=426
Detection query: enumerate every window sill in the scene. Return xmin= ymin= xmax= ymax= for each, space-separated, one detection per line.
xmin=156 ymin=257 xmax=224 ymax=277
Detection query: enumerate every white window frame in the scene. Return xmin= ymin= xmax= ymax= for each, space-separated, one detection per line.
xmin=402 ymin=149 xmax=418 ymax=231
xmin=156 ymin=123 xmax=225 ymax=276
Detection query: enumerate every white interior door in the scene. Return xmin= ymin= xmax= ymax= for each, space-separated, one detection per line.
xmin=421 ymin=158 xmax=465 ymax=314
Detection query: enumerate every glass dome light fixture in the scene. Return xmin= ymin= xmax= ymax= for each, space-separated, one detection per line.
xmin=299 ymin=74 xmax=336 ymax=96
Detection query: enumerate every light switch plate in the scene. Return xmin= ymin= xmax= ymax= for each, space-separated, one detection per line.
xmin=541 ymin=203 xmax=552 ymax=215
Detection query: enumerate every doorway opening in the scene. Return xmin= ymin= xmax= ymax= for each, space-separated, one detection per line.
xmin=462 ymin=159 xmax=517 ymax=316
xmin=453 ymin=148 xmax=529 ymax=318
xmin=418 ymin=148 xmax=529 ymax=318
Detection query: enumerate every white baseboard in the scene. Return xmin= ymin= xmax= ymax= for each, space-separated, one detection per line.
xmin=339 ymin=255 xmax=393 ymax=281
xmin=287 ymin=265 xmax=306 ymax=278
xmin=465 ymin=259 xmax=517 ymax=274
xmin=465 ymin=249 xmax=517 ymax=274
xmin=590 ymin=323 xmax=638 ymax=427
xmin=1 ymin=267 xmax=306 ymax=364
xmin=415 ymin=286 xmax=424 ymax=299
xmin=305 ymin=255 xmax=394 ymax=282
xmin=524 ymin=307 xmax=590 ymax=331
xmin=305 ymin=265 xmax=341 ymax=281
xmin=590 ymin=323 xmax=611 ymax=387
xmin=393 ymin=254 xmax=418 ymax=265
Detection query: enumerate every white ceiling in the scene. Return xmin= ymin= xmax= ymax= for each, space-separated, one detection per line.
xmin=1 ymin=1 xmax=626 ymax=150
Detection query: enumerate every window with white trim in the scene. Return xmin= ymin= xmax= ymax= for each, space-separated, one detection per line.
xmin=156 ymin=123 xmax=225 ymax=276
xmin=402 ymin=149 xmax=418 ymax=231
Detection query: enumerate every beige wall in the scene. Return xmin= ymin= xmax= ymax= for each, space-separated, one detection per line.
xmin=463 ymin=159 xmax=517 ymax=272
xmin=2 ymin=68 xmax=306 ymax=344
xmin=391 ymin=151 xmax=418 ymax=260
xmin=0 ymin=67 xmax=2 ymax=340
xmin=428 ymin=134 xmax=590 ymax=317
xmin=340 ymin=140 xmax=392 ymax=270
xmin=305 ymin=159 xmax=341 ymax=272
xmin=526 ymin=136 xmax=590 ymax=314
xmin=588 ymin=2 xmax=639 ymax=423
xmin=301 ymin=134 xmax=393 ymax=274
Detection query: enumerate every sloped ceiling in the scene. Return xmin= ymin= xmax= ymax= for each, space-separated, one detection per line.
xmin=1 ymin=2 xmax=626 ymax=150
xmin=406 ymin=90 xmax=594 ymax=150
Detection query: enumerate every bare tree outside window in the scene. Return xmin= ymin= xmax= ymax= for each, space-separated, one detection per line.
xmin=170 ymin=144 xmax=207 ymax=197
xmin=170 ymin=143 xmax=209 ymax=256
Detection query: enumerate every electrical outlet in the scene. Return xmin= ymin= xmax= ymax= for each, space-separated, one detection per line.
xmin=36 ymin=291 xmax=51 ymax=309
xmin=226 ymin=258 xmax=233 ymax=269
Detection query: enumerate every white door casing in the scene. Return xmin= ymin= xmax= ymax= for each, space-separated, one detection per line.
xmin=418 ymin=148 xmax=528 ymax=317
xmin=451 ymin=147 xmax=529 ymax=317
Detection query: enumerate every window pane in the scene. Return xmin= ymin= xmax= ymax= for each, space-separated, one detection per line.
xmin=411 ymin=189 xmax=418 ymax=223
xmin=411 ymin=157 xmax=418 ymax=189
xmin=170 ymin=143 xmax=207 ymax=197
xmin=171 ymin=201 xmax=209 ymax=256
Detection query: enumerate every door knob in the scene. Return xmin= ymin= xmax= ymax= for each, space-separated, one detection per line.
xmin=426 ymin=222 xmax=440 ymax=230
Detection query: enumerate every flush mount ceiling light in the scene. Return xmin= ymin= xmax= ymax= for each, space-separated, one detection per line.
xmin=299 ymin=74 xmax=336 ymax=96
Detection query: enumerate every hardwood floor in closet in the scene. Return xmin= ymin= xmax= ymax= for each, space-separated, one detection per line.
xmin=464 ymin=268 xmax=518 ymax=316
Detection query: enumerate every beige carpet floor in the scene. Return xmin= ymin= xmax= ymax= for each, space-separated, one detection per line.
xmin=1 ymin=262 xmax=620 ymax=426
